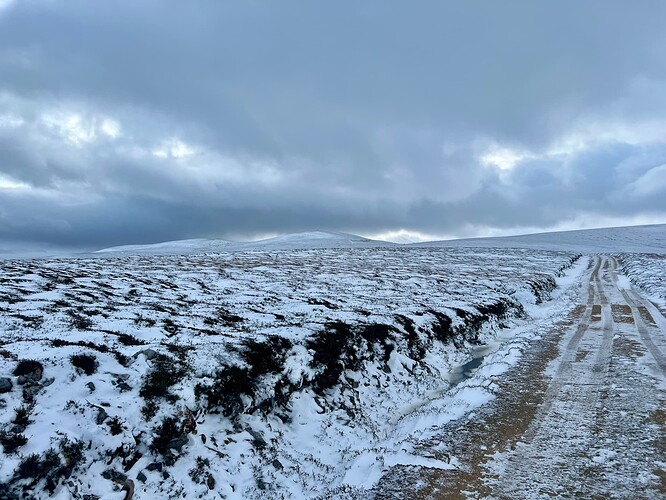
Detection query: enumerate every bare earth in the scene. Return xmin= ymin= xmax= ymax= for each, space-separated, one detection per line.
xmin=373 ymin=256 xmax=666 ymax=499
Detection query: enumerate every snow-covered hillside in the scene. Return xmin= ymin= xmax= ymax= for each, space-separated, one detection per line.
xmin=0 ymin=247 xmax=582 ymax=498
xmin=95 ymin=231 xmax=393 ymax=256
xmin=414 ymin=224 xmax=666 ymax=254
xmin=91 ymin=224 xmax=666 ymax=258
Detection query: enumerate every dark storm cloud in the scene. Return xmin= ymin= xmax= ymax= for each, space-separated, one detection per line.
xmin=1 ymin=0 xmax=666 ymax=248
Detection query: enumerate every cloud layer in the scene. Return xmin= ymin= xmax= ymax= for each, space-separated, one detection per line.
xmin=1 ymin=0 xmax=666 ymax=248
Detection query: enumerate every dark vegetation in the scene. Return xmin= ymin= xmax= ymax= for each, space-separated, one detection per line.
xmin=70 ymin=353 xmax=98 ymax=376
xmin=13 ymin=359 xmax=43 ymax=379
xmin=195 ymin=336 xmax=293 ymax=421
xmin=1 ymin=437 xmax=84 ymax=496
xmin=140 ymin=354 xmax=187 ymax=403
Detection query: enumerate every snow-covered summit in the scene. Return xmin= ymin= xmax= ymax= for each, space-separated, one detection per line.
xmin=234 ymin=231 xmax=392 ymax=251
xmin=95 ymin=231 xmax=393 ymax=256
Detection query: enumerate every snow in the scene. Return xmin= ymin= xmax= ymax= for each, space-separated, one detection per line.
xmin=0 ymin=246 xmax=582 ymax=498
xmin=94 ymin=231 xmax=393 ymax=256
xmin=91 ymin=224 xmax=666 ymax=257
xmin=619 ymin=253 xmax=666 ymax=310
xmin=413 ymin=223 xmax=666 ymax=254
xmin=1 ymin=223 xmax=665 ymax=497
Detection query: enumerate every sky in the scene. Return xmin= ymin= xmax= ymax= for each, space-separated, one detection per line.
xmin=1 ymin=0 xmax=666 ymax=250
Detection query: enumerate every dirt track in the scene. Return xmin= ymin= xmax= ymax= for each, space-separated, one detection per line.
xmin=373 ymin=256 xmax=666 ymax=499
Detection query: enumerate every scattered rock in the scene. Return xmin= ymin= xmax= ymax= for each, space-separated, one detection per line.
xmin=166 ymin=436 xmax=188 ymax=452
xmin=95 ymin=408 xmax=108 ymax=425
xmin=247 ymin=428 xmax=266 ymax=448
xmin=272 ymin=459 xmax=284 ymax=470
xmin=13 ymin=360 xmax=43 ymax=382
xmin=86 ymin=382 xmax=96 ymax=393
xmin=136 ymin=471 xmax=147 ymax=483
xmin=146 ymin=462 xmax=163 ymax=472
xmin=102 ymin=469 xmax=127 ymax=484
xmin=22 ymin=384 xmax=41 ymax=400
xmin=134 ymin=349 xmax=158 ymax=361
xmin=0 ymin=377 xmax=12 ymax=393
xmin=111 ymin=374 xmax=132 ymax=392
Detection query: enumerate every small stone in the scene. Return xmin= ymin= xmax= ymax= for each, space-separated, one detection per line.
xmin=136 ymin=472 xmax=147 ymax=484
xmin=95 ymin=408 xmax=108 ymax=425
xmin=0 ymin=378 xmax=12 ymax=393
xmin=86 ymin=382 xmax=96 ymax=393
xmin=17 ymin=375 xmax=28 ymax=385
xmin=271 ymin=459 xmax=284 ymax=470
xmin=166 ymin=437 xmax=188 ymax=451
xmin=101 ymin=469 xmax=127 ymax=484
xmin=134 ymin=349 xmax=158 ymax=361
xmin=146 ymin=462 xmax=163 ymax=472
xmin=206 ymin=473 xmax=215 ymax=490
xmin=247 ymin=429 xmax=266 ymax=448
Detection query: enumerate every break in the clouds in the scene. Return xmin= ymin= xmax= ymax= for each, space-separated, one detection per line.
xmin=1 ymin=0 xmax=666 ymax=249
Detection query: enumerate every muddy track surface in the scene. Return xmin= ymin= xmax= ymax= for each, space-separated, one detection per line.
xmin=373 ymin=256 xmax=666 ymax=499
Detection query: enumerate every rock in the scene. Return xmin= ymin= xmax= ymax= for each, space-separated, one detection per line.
xmin=146 ymin=462 xmax=162 ymax=472
xmin=247 ymin=428 xmax=266 ymax=448
xmin=22 ymin=384 xmax=41 ymax=400
xmin=0 ymin=377 xmax=12 ymax=393
xmin=17 ymin=375 xmax=28 ymax=385
xmin=133 ymin=349 xmax=158 ymax=361
xmin=271 ymin=459 xmax=284 ymax=470
xmin=166 ymin=437 xmax=188 ymax=452
xmin=14 ymin=361 xmax=43 ymax=382
xmin=101 ymin=469 xmax=127 ymax=484
xmin=206 ymin=473 xmax=216 ymax=490
xmin=136 ymin=472 xmax=147 ymax=484
xmin=86 ymin=382 xmax=96 ymax=393
xmin=95 ymin=408 xmax=108 ymax=425
xmin=111 ymin=374 xmax=132 ymax=393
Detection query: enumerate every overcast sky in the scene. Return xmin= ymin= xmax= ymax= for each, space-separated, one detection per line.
xmin=1 ymin=1 xmax=666 ymax=250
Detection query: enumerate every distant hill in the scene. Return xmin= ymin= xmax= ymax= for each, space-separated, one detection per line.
xmin=94 ymin=231 xmax=394 ymax=256
xmin=411 ymin=224 xmax=666 ymax=254
xmin=89 ymin=224 xmax=666 ymax=256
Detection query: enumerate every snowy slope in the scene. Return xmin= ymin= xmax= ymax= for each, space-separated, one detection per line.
xmin=95 ymin=231 xmax=393 ymax=256
xmin=0 ymin=247 xmax=583 ymax=498
xmin=95 ymin=238 xmax=234 ymax=255
xmin=414 ymin=224 xmax=666 ymax=254
xmin=93 ymin=225 xmax=666 ymax=258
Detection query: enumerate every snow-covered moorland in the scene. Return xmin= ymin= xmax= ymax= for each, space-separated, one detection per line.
xmin=0 ymin=247 xmax=582 ymax=498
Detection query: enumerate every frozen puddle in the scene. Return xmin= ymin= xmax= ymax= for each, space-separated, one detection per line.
xmin=391 ymin=341 xmax=501 ymax=424
xmin=448 ymin=342 xmax=499 ymax=386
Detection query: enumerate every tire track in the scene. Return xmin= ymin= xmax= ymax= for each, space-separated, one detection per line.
xmin=490 ymin=256 xmax=619 ymax=497
xmin=608 ymin=256 xmax=666 ymax=378
xmin=517 ymin=256 xmax=602 ymax=445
